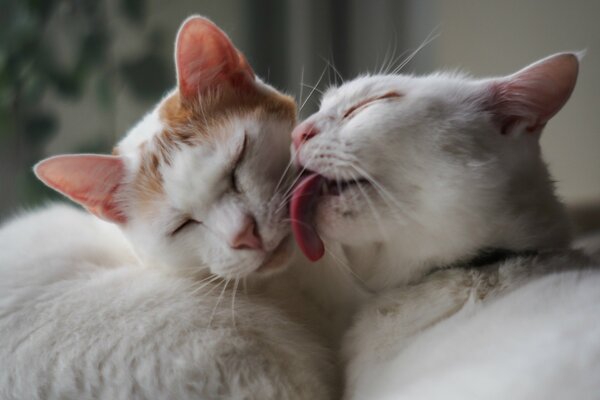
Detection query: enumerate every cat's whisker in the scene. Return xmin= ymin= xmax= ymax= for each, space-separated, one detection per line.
xmin=384 ymin=48 xmax=410 ymax=75
xmin=334 ymin=169 xmax=347 ymax=210
xmin=384 ymin=32 xmax=400 ymax=74
xmin=351 ymin=173 xmax=390 ymax=239
xmin=275 ymin=138 xmax=331 ymax=212
xmin=190 ymin=274 xmax=222 ymax=296
xmin=391 ymin=26 xmax=440 ymax=75
xmin=322 ymin=241 xmax=374 ymax=294
xmin=321 ymin=56 xmax=344 ymax=85
xmin=298 ymin=65 xmax=305 ymax=106
xmin=301 ymin=83 xmax=324 ymax=95
xmin=378 ymin=39 xmax=398 ymax=75
xmin=268 ymin=64 xmax=307 ymax=201
xmin=275 ymin=149 xmax=367 ymax=214
xmin=271 ymin=157 xmax=297 ymax=204
xmin=276 ymin=172 xmax=306 ymax=212
xmin=350 ymin=164 xmax=409 ymax=217
xmin=231 ymin=277 xmax=239 ymax=330
xmin=188 ymin=269 xmax=216 ymax=283
xmin=299 ymin=63 xmax=328 ymax=112
xmin=208 ymin=278 xmax=229 ymax=328
xmin=194 ymin=274 xmax=226 ymax=297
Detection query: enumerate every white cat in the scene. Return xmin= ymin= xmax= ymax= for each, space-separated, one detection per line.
xmin=0 ymin=16 xmax=333 ymax=400
xmin=289 ymin=52 xmax=600 ymax=399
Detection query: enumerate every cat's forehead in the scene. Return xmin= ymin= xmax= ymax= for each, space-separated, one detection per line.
xmin=118 ymin=83 xmax=295 ymax=153
xmin=320 ymin=73 xmax=473 ymax=111
xmin=161 ymin=137 xmax=232 ymax=213
xmin=119 ymin=83 xmax=296 ymax=215
xmin=321 ymin=75 xmax=410 ymax=109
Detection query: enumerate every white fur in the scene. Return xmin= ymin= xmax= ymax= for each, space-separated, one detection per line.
xmin=349 ymin=268 xmax=600 ymax=400
xmin=0 ymin=205 xmax=332 ymax=400
xmin=291 ymin=53 xmax=600 ymax=399
xmin=115 ymin=90 xmax=295 ymax=279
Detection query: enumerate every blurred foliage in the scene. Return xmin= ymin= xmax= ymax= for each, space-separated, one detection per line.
xmin=0 ymin=0 xmax=172 ymax=214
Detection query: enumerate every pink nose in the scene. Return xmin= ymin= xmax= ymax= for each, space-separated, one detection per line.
xmin=291 ymin=122 xmax=318 ymax=150
xmin=230 ymin=216 xmax=263 ymax=250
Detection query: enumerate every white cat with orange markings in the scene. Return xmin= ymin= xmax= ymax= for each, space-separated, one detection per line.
xmin=0 ymin=16 xmax=333 ymax=400
xmin=289 ymin=52 xmax=600 ymax=399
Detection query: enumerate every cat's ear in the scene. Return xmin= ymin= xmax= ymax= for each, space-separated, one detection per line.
xmin=175 ymin=16 xmax=255 ymax=100
xmin=34 ymin=155 xmax=127 ymax=224
xmin=486 ymin=52 xmax=581 ymax=135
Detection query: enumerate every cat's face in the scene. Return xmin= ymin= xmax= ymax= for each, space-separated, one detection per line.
xmin=290 ymin=53 xmax=579 ymax=262
xmin=120 ymin=88 xmax=295 ymax=279
xmin=35 ymin=17 xmax=296 ymax=279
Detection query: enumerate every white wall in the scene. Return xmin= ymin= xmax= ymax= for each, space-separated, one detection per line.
xmin=434 ymin=0 xmax=600 ymax=205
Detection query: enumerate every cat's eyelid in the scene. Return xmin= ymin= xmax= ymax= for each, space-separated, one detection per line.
xmin=230 ymin=133 xmax=248 ymax=193
xmin=233 ymin=133 xmax=248 ymax=167
xmin=343 ymin=91 xmax=403 ymax=119
xmin=170 ymin=218 xmax=200 ymax=236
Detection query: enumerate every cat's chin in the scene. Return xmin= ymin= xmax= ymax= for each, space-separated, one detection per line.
xmin=255 ymin=235 xmax=294 ymax=275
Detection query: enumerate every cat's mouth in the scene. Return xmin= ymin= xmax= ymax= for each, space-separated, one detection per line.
xmin=290 ymin=170 xmax=369 ymax=262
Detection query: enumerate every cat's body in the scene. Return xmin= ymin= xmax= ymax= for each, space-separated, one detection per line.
xmin=344 ymin=250 xmax=600 ymax=400
xmin=0 ymin=205 xmax=331 ymax=400
xmin=0 ymin=16 xmax=333 ymax=399
xmin=289 ymin=52 xmax=600 ymax=398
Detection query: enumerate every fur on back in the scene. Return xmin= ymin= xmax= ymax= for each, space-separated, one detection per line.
xmin=0 ymin=205 xmax=331 ymax=400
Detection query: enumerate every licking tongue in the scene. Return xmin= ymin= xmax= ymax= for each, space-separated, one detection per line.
xmin=290 ymin=173 xmax=325 ymax=261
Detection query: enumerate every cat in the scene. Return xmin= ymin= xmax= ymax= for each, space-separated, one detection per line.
xmin=288 ymin=52 xmax=600 ymax=399
xmin=0 ymin=16 xmax=333 ymax=400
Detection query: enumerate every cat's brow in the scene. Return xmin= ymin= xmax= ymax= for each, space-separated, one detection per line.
xmin=343 ymin=91 xmax=403 ymax=119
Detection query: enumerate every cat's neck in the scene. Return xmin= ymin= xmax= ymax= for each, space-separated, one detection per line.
xmin=342 ymin=167 xmax=572 ymax=292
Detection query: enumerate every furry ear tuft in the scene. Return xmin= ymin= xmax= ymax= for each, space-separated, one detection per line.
xmin=488 ymin=52 xmax=579 ymax=135
xmin=34 ymin=155 xmax=127 ymax=223
xmin=175 ymin=16 xmax=255 ymax=100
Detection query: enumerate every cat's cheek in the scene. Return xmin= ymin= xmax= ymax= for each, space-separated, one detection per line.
xmin=315 ymin=191 xmax=391 ymax=245
xmin=312 ymin=197 xmax=356 ymax=242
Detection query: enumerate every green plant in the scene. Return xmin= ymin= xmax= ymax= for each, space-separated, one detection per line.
xmin=0 ymin=0 xmax=171 ymax=215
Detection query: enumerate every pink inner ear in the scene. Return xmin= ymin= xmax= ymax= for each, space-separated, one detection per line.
xmin=489 ymin=52 xmax=579 ymax=134
xmin=175 ymin=16 xmax=255 ymax=100
xmin=34 ymin=155 xmax=127 ymax=223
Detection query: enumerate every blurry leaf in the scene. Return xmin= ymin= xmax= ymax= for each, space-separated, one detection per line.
xmin=21 ymin=72 xmax=47 ymax=103
xmin=119 ymin=0 xmax=145 ymax=24
xmin=18 ymin=168 xmax=60 ymax=206
xmin=95 ymin=73 xmax=114 ymax=110
xmin=80 ymin=29 xmax=109 ymax=66
xmin=120 ymin=52 xmax=171 ymax=100
xmin=24 ymin=111 xmax=57 ymax=143
xmin=0 ymin=0 xmax=156 ymax=215
xmin=74 ymin=134 xmax=112 ymax=153
xmin=0 ymin=109 xmax=15 ymax=141
xmin=25 ymin=0 xmax=57 ymax=19
xmin=147 ymin=28 xmax=165 ymax=46
xmin=47 ymin=68 xmax=83 ymax=98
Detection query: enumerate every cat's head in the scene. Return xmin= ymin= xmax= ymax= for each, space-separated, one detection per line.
xmin=35 ymin=16 xmax=297 ymax=279
xmin=291 ymin=53 xmax=579 ymax=271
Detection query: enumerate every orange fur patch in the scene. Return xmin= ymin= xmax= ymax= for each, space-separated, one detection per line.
xmin=130 ymin=84 xmax=296 ymax=209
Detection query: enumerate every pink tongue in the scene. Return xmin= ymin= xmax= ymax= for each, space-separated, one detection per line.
xmin=290 ymin=173 xmax=325 ymax=261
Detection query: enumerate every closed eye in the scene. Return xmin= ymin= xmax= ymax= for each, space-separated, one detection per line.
xmin=342 ymin=91 xmax=403 ymax=119
xmin=170 ymin=218 xmax=201 ymax=236
xmin=231 ymin=134 xmax=248 ymax=193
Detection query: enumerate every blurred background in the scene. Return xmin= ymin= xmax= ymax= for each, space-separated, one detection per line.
xmin=1 ymin=0 xmax=599 ymax=231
